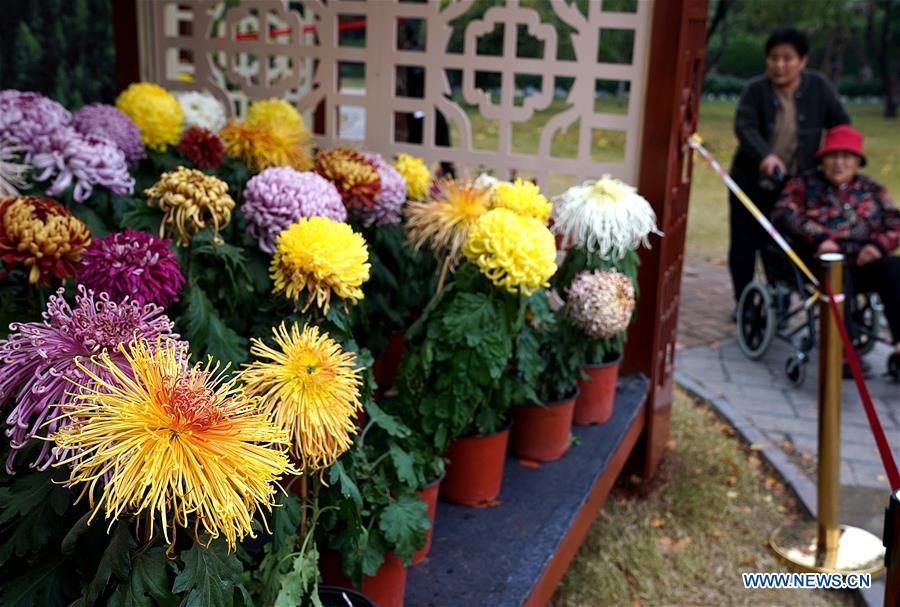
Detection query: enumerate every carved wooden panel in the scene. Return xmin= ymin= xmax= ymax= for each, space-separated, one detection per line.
xmin=137 ymin=0 xmax=652 ymax=191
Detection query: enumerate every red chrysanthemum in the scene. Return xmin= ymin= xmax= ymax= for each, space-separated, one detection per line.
xmin=314 ymin=149 xmax=381 ymax=212
xmin=176 ymin=126 xmax=225 ymax=169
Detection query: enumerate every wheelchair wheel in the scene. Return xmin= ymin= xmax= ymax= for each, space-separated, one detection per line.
xmin=785 ymin=353 xmax=807 ymax=387
xmin=849 ymin=293 xmax=878 ymax=356
xmin=888 ymin=352 xmax=900 ymax=383
xmin=737 ymin=282 xmax=776 ymax=360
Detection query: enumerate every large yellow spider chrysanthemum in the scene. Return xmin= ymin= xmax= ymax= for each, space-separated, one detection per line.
xmin=246 ymin=98 xmax=308 ymax=137
xmin=50 ymin=338 xmax=292 ymax=552
xmin=490 ymin=178 xmax=552 ymax=224
xmin=393 ymin=153 xmax=432 ymax=200
xmin=404 ymin=178 xmax=491 ymax=269
xmin=270 ymin=216 xmax=370 ymax=313
xmin=145 ymin=166 xmax=235 ymax=246
xmin=463 ymin=208 xmax=557 ymax=295
xmin=240 ymin=322 xmax=362 ymax=472
xmin=220 ymin=119 xmax=313 ymax=173
xmin=115 ymin=82 xmax=184 ymax=151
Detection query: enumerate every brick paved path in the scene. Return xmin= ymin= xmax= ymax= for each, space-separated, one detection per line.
xmin=675 ymin=260 xmax=898 ymax=606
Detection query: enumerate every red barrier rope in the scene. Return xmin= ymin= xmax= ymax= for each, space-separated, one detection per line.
xmin=823 ymin=274 xmax=900 ymax=490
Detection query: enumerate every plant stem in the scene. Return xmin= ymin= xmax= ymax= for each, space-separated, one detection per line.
xmin=299 ymin=474 xmax=308 ymax=539
xmin=436 ymin=256 xmax=452 ymax=293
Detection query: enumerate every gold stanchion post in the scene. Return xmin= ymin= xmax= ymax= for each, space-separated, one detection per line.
xmin=770 ymin=253 xmax=884 ymax=575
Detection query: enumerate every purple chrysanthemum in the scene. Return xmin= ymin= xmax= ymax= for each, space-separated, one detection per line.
xmin=0 ymin=285 xmax=183 ymax=472
xmin=31 ymin=129 xmax=135 ymax=202
xmin=242 ymin=167 xmax=346 ymax=253
xmin=362 ymin=153 xmax=406 ymax=227
xmin=72 ymin=103 xmax=145 ymax=166
xmin=77 ymin=229 xmax=185 ymax=308
xmin=0 ymin=90 xmax=72 ymax=155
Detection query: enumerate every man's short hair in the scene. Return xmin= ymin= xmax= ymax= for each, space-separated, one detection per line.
xmin=765 ymin=28 xmax=810 ymax=58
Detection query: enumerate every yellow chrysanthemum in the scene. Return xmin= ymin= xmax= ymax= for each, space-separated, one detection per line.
xmin=270 ymin=216 xmax=370 ymax=313
xmin=50 ymin=337 xmax=292 ymax=552
xmin=115 ymin=82 xmax=184 ymax=151
xmin=490 ymin=178 xmax=552 ymax=224
xmin=463 ymin=208 xmax=557 ymax=295
xmin=246 ymin=98 xmax=308 ymax=136
xmin=220 ymin=119 xmax=313 ymax=173
xmin=393 ymin=153 xmax=432 ymax=200
xmin=404 ymin=178 xmax=491 ymax=268
xmin=145 ymin=166 xmax=235 ymax=246
xmin=240 ymin=322 xmax=362 ymax=472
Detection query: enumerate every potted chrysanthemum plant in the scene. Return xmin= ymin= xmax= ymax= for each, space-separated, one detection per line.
xmin=395 ymin=205 xmax=558 ymax=505
xmin=507 ymin=294 xmax=587 ymax=462
xmin=551 ymin=175 xmax=660 ymax=425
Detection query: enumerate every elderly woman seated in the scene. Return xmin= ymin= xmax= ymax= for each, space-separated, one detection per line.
xmin=773 ymin=125 xmax=900 ymax=369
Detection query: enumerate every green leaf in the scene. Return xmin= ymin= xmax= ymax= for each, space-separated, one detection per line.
xmin=271 ymin=493 xmax=301 ymax=553
xmin=0 ymin=471 xmax=70 ymax=563
xmin=327 ymin=461 xmax=362 ymax=510
xmin=366 ymin=401 xmax=411 ymax=438
xmin=378 ymin=494 xmax=429 ymax=563
xmin=273 ymin=543 xmax=321 ymax=607
xmin=0 ymin=559 xmax=71 ymax=607
xmin=70 ymin=203 xmax=110 ymax=237
xmin=387 ymin=441 xmax=418 ymax=489
xmin=441 ymin=292 xmax=496 ymax=346
xmin=172 ymin=541 xmax=244 ymax=607
xmin=180 ymin=283 xmax=247 ymax=364
xmin=83 ymin=521 xmax=136 ymax=605
xmin=108 ymin=547 xmax=175 ymax=607
xmin=118 ymin=198 xmax=164 ymax=233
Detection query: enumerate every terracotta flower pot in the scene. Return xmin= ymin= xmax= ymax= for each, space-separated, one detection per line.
xmin=320 ymin=550 xmax=406 ymax=607
xmin=411 ymin=473 xmax=444 ymax=566
xmin=440 ymin=426 xmax=510 ymax=506
xmin=375 ymin=331 xmax=406 ymax=392
xmin=510 ymin=391 xmax=577 ymax=462
xmin=573 ymin=356 xmax=621 ymax=426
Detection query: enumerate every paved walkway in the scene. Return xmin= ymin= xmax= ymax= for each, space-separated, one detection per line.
xmin=675 ymin=260 xmax=898 ymax=606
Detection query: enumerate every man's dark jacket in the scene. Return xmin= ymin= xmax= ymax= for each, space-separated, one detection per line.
xmin=729 ymin=70 xmax=850 ymax=189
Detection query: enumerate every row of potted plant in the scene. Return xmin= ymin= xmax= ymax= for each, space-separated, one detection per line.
xmin=0 ymin=82 xmax=659 ymax=607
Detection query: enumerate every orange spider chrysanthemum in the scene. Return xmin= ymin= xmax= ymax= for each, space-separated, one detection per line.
xmin=220 ymin=119 xmax=313 ymax=173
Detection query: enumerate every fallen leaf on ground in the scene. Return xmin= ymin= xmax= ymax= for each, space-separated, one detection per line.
xmin=658 ymin=536 xmax=673 ymax=546
xmin=666 ymin=439 xmax=677 ymax=450
xmin=672 ymin=537 xmax=692 ymax=552
xmin=517 ymin=458 xmax=542 ymax=469
xmin=740 ymin=555 xmax=758 ymax=567
xmin=473 ymin=499 xmax=501 ymax=508
xmin=650 ymin=517 xmax=666 ymax=528
xmin=726 ymin=490 xmax=738 ymax=499
xmin=749 ymin=443 xmax=767 ymax=451
xmin=709 ymin=530 xmax=724 ymax=540
xmin=724 ymin=475 xmax=738 ymax=486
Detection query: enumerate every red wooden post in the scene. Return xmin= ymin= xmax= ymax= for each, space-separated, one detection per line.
xmin=111 ymin=0 xmax=140 ymax=93
xmin=623 ymin=0 xmax=709 ymax=479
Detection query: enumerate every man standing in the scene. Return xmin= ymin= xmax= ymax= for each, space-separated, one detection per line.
xmin=728 ymin=28 xmax=850 ymax=317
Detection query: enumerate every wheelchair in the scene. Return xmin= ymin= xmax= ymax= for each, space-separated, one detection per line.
xmin=736 ymin=243 xmax=897 ymax=386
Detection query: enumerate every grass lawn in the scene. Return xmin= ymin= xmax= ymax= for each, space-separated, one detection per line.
xmin=550 ymin=388 xmax=856 ymax=607
xmin=688 ymin=100 xmax=900 ymax=264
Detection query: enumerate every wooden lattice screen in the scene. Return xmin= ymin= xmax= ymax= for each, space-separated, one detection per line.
xmin=135 ymin=0 xmax=652 ymax=193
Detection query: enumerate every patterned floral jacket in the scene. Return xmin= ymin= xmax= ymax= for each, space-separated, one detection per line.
xmin=773 ymin=172 xmax=900 ymax=264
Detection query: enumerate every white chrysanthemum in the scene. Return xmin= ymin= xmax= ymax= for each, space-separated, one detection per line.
xmin=176 ymin=92 xmax=227 ymax=133
xmin=551 ymin=175 xmax=662 ymax=259
xmin=474 ymin=172 xmax=500 ymax=193
xmin=566 ymin=269 xmax=635 ymax=339
xmin=0 ymin=140 xmax=29 ymax=196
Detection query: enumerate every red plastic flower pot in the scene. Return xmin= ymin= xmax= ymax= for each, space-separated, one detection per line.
xmin=510 ymin=392 xmax=577 ymax=462
xmin=573 ymin=356 xmax=621 ymax=426
xmin=411 ymin=473 xmax=444 ymax=566
xmin=375 ymin=331 xmax=406 ymax=392
xmin=440 ymin=426 xmax=510 ymax=506
xmin=320 ymin=550 xmax=407 ymax=607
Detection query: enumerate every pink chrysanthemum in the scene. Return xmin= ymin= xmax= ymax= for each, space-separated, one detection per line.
xmin=566 ymin=269 xmax=636 ymax=339
xmin=31 ymin=129 xmax=135 ymax=202
xmin=0 ymin=285 xmax=182 ymax=473
xmin=77 ymin=229 xmax=185 ymax=308
xmin=361 ymin=153 xmax=406 ymax=227
xmin=0 ymin=90 xmax=72 ymax=155
xmin=72 ymin=103 xmax=145 ymax=166
xmin=242 ymin=167 xmax=346 ymax=254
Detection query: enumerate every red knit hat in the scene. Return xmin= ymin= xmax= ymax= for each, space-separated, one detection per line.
xmin=816 ymin=124 xmax=866 ymax=166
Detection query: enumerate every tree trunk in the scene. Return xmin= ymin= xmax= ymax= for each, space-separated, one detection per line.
xmin=848 ymin=27 xmax=874 ymax=82
xmin=877 ymin=0 xmax=897 ymax=117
